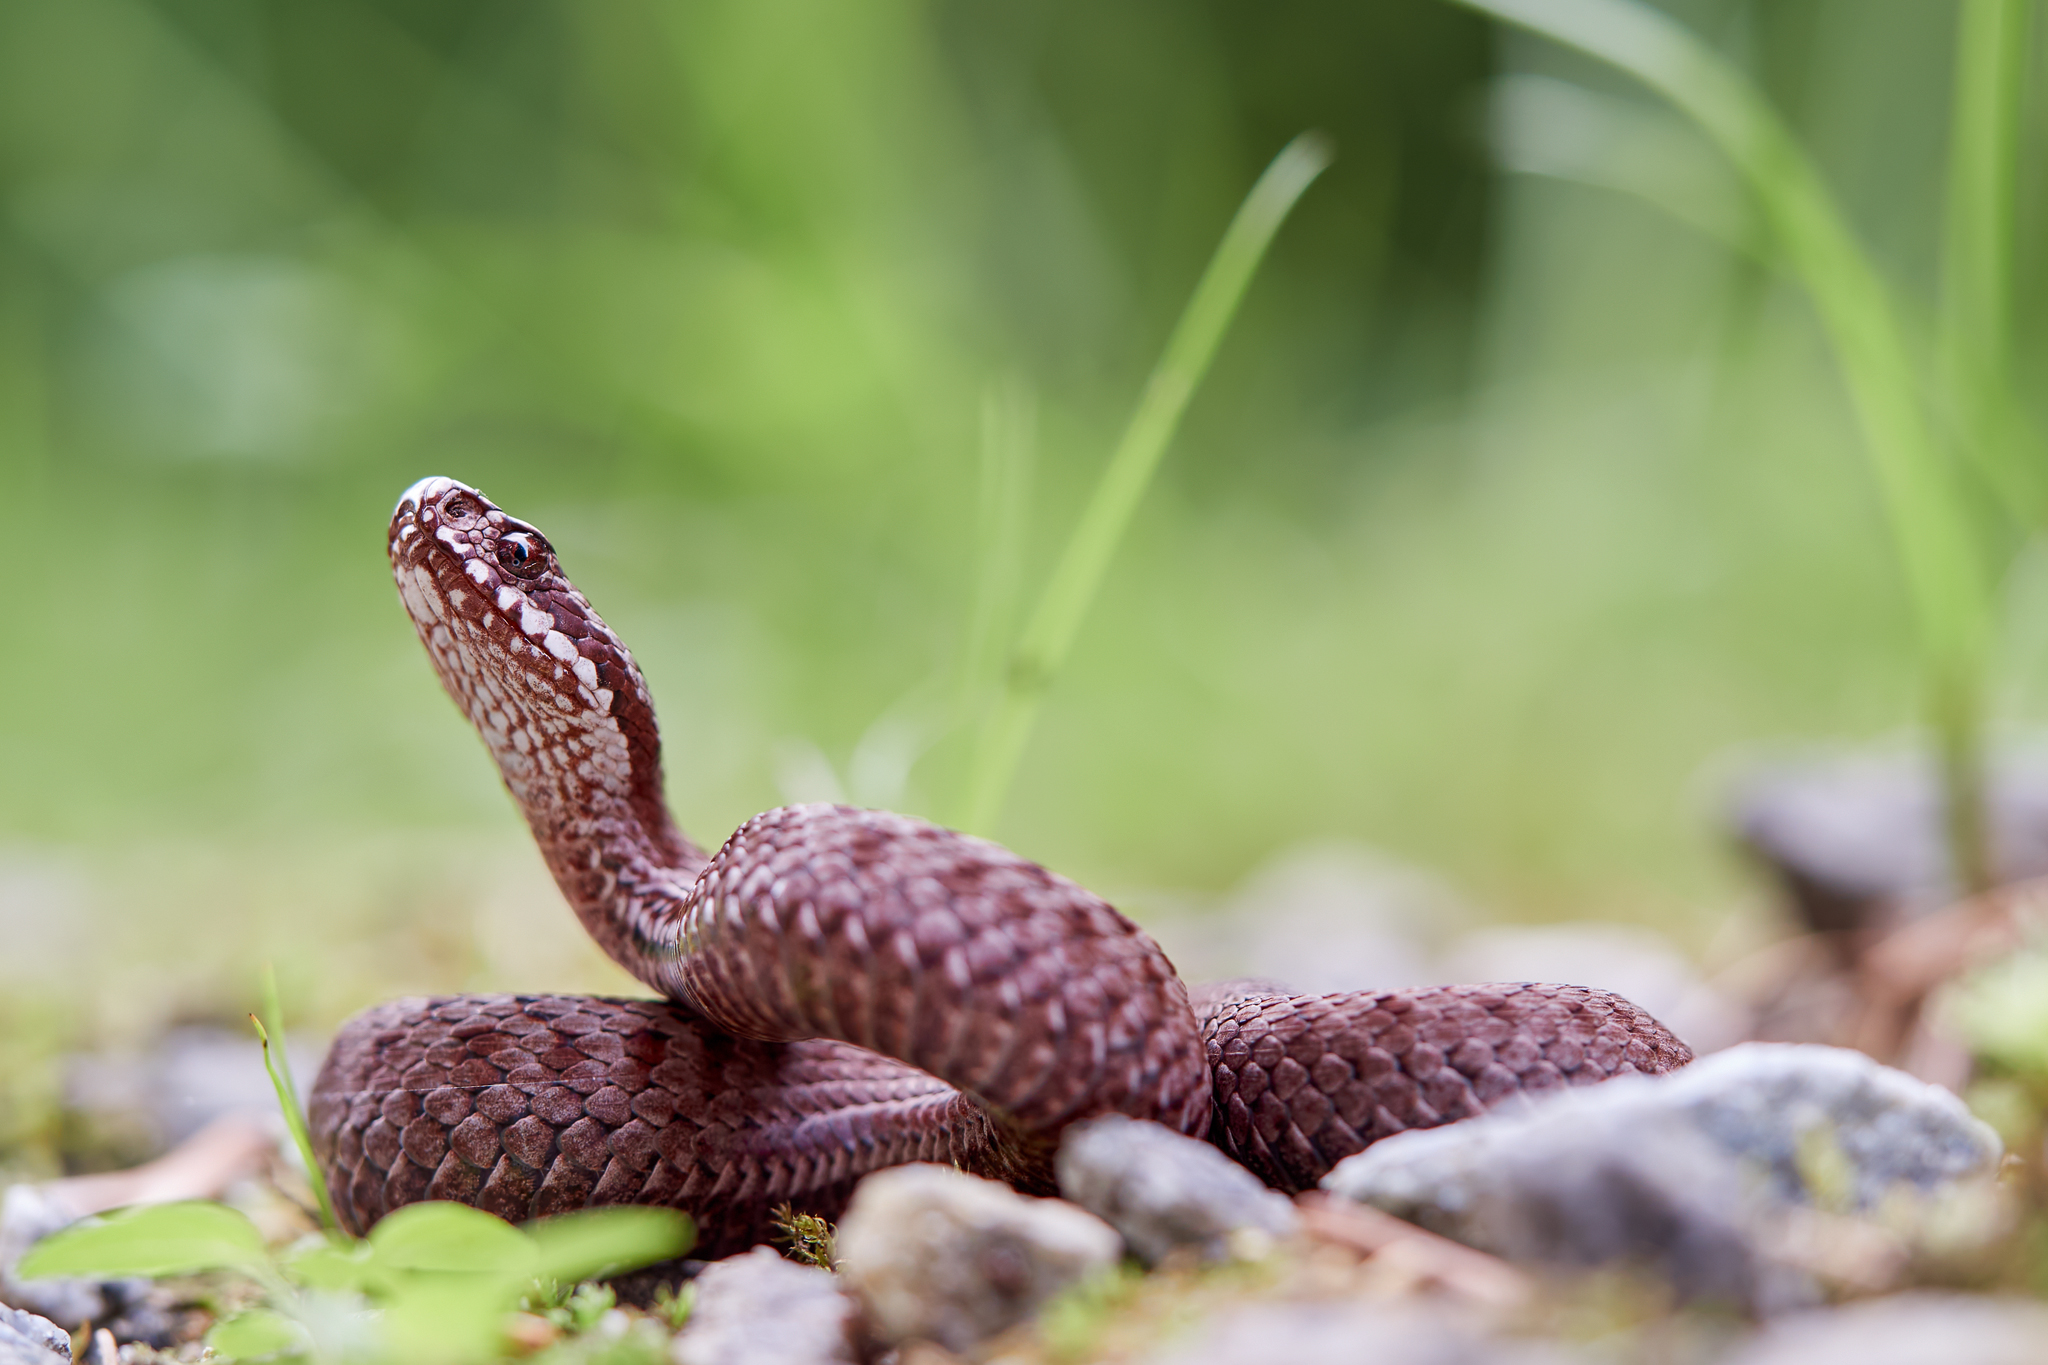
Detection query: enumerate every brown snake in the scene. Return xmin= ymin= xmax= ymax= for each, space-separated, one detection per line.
xmin=308 ymin=477 xmax=1693 ymax=1258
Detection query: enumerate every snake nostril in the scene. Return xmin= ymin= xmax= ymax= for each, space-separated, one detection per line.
xmin=442 ymin=495 xmax=479 ymax=526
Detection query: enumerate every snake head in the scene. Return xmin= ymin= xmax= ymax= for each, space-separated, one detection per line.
xmin=391 ymin=475 xmax=561 ymax=593
xmin=386 ymin=473 xmax=640 ymax=726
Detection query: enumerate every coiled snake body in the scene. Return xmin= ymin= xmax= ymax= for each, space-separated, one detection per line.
xmin=309 ymin=477 xmax=1693 ymax=1257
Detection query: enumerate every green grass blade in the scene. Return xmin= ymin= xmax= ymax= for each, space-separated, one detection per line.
xmin=959 ymin=132 xmax=1332 ymax=833
xmin=1941 ymin=0 xmax=2034 ymax=518
xmin=945 ymin=375 xmax=1037 ymax=821
xmin=1448 ymin=0 xmax=1996 ymax=889
xmin=254 ymin=966 xmax=341 ymax=1232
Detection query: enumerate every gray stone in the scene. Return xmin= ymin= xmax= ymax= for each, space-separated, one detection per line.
xmin=0 ymin=1305 xmax=69 ymax=1365
xmin=1721 ymin=1293 xmax=2048 ymax=1365
xmin=1322 ymin=1044 xmax=1998 ymax=1309
xmin=1730 ymin=744 xmax=2048 ymax=936
xmin=1666 ymin=1044 xmax=2000 ymax=1208
xmin=670 ymin=1246 xmax=855 ymax=1365
xmin=1056 ymin=1115 xmax=1298 ymax=1265
xmin=0 ymin=1187 xmax=175 ymax=1345
xmin=835 ymin=1164 xmax=1121 ymax=1353
xmin=0 ymin=1186 xmax=111 ymax=1332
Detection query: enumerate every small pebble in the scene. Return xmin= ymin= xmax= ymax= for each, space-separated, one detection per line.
xmin=670 ymin=1246 xmax=856 ymax=1365
xmin=0 ymin=1187 xmax=179 ymax=1346
xmin=836 ymin=1164 xmax=1120 ymax=1352
xmin=0 ymin=1305 xmax=70 ymax=1365
xmin=1057 ymin=1114 xmax=1298 ymax=1264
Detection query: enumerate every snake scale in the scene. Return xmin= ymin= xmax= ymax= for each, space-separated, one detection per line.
xmin=308 ymin=477 xmax=1694 ymax=1258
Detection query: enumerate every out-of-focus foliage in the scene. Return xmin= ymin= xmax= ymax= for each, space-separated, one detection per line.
xmin=19 ymin=1198 xmax=693 ymax=1362
xmin=3 ymin=0 xmax=2048 ymax=1036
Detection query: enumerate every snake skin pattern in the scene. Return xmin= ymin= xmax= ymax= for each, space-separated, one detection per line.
xmin=309 ymin=477 xmax=1693 ymax=1256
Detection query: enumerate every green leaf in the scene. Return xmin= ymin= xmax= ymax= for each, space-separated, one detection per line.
xmin=17 ymin=1201 xmax=270 ymax=1280
xmin=206 ymin=1307 xmax=310 ymax=1361
xmin=366 ymin=1202 xmax=535 ymax=1277
xmin=282 ymin=1234 xmax=386 ymax=1293
xmin=526 ymin=1207 xmax=694 ymax=1283
xmin=376 ymin=1275 xmax=517 ymax=1364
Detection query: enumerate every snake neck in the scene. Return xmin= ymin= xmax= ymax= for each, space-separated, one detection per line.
xmin=390 ymin=477 xmax=708 ymax=989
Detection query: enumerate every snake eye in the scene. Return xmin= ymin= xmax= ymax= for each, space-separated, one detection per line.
xmin=497 ymin=530 xmax=550 ymax=579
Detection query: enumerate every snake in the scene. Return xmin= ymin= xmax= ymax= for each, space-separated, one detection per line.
xmin=308 ymin=476 xmax=1694 ymax=1258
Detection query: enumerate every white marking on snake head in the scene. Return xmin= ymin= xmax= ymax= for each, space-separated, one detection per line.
xmin=465 ymin=559 xmax=492 ymax=587
xmin=521 ymin=604 xmax=553 ymax=637
xmin=572 ymin=657 xmax=599 ymax=690
xmin=543 ymin=631 xmax=578 ymax=662
xmin=398 ymin=571 xmax=434 ymax=624
xmin=396 ymin=475 xmax=458 ymax=516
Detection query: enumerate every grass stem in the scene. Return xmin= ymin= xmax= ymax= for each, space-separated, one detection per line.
xmin=1941 ymin=0 xmax=2033 ymax=522
xmin=1452 ymin=0 xmax=1998 ymax=891
xmin=958 ymin=132 xmax=1331 ymax=833
xmin=253 ymin=966 xmax=341 ymax=1233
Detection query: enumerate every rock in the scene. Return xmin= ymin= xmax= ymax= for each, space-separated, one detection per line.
xmin=1668 ymin=1044 xmax=1999 ymax=1207
xmin=1056 ymin=1115 xmax=1298 ymax=1264
xmin=1730 ymin=745 xmax=2048 ymax=936
xmin=1721 ymin=1293 xmax=2048 ymax=1365
xmin=0 ymin=1187 xmax=101 ymax=1332
xmin=835 ymin=1164 xmax=1121 ymax=1352
xmin=1138 ymin=1300 xmax=1575 ymax=1365
xmin=0 ymin=1305 xmax=70 ymax=1365
xmin=1322 ymin=1044 xmax=1999 ymax=1309
xmin=670 ymin=1246 xmax=856 ymax=1365
xmin=0 ymin=1186 xmax=178 ymax=1346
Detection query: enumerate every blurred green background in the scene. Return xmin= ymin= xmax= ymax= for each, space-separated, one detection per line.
xmin=1 ymin=0 xmax=2042 ymax=1049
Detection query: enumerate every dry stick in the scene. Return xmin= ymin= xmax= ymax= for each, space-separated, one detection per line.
xmin=960 ymin=133 xmax=1332 ymax=833
xmin=1449 ymin=0 xmax=1998 ymax=894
